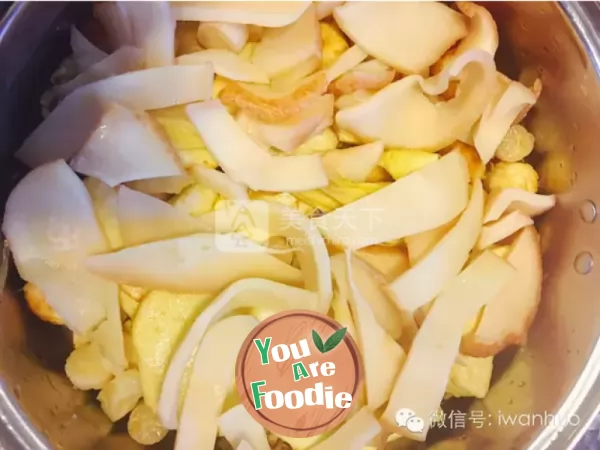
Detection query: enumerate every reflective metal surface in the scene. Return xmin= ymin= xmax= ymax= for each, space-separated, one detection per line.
xmin=2 ymin=2 xmax=600 ymax=450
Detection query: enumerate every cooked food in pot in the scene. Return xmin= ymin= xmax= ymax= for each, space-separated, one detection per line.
xmin=1 ymin=1 xmax=560 ymax=448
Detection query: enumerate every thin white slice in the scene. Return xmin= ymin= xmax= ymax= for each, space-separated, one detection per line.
xmin=322 ymin=141 xmax=384 ymax=182
xmin=2 ymin=160 xmax=109 ymax=334
xmin=94 ymin=2 xmax=135 ymax=49
xmin=186 ymin=100 xmax=328 ymax=192
xmin=171 ymin=2 xmax=311 ymax=27
xmin=177 ymin=49 xmax=268 ymax=83
xmin=405 ymin=221 xmax=455 ymax=265
xmin=325 ymin=45 xmax=368 ymax=84
xmin=204 ymin=200 xmax=332 ymax=312
xmin=312 ymin=407 xmax=381 ymax=450
xmin=477 ymin=210 xmax=533 ymax=250
xmin=125 ymin=2 xmax=175 ymax=67
xmin=85 ymin=233 xmax=303 ymax=293
xmin=315 ymin=1 xmax=345 ymax=20
xmin=314 ymin=150 xmax=469 ymax=250
xmin=16 ymin=65 xmax=214 ymax=168
xmin=219 ymin=404 xmax=269 ymax=450
xmin=333 ymin=2 xmax=467 ymax=74
xmin=382 ymin=251 xmax=514 ymax=441
xmin=330 ymin=289 xmax=357 ymax=342
xmin=252 ymin=5 xmax=320 ymax=79
xmin=484 ymin=188 xmax=556 ymax=223
xmin=117 ymin=186 xmax=210 ymax=246
xmin=237 ymin=95 xmax=333 ymax=153
xmin=335 ymin=50 xmax=496 ymax=150
xmin=127 ymin=175 xmax=193 ymax=196
xmin=331 ymin=253 xmax=405 ymax=410
xmin=70 ymin=104 xmax=184 ymax=187
xmin=474 ymin=80 xmax=538 ymax=163
xmin=191 ymin=165 xmax=248 ymax=200
xmin=463 ymin=226 xmax=542 ymax=357
xmin=237 ymin=442 xmax=253 ymax=450
xmin=57 ymin=46 xmax=144 ymax=99
xmin=70 ymin=26 xmax=108 ymax=72
xmin=386 ymin=180 xmax=484 ymax=314
xmin=175 ymin=316 xmax=258 ymax=450
xmin=84 ymin=177 xmax=122 ymax=249
xmin=197 ymin=22 xmax=248 ymax=53
xmin=158 ymin=278 xmax=320 ymax=429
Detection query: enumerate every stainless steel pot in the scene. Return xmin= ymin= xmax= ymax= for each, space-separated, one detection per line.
xmin=1 ymin=2 xmax=600 ymax=449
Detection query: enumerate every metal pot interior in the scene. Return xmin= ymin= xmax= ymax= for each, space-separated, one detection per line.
xmin=1 ymin=2 xmax=600 ymax=449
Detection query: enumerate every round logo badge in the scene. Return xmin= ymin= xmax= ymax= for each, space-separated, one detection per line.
xmin=235 ymin=309 xmax=364 ymax=438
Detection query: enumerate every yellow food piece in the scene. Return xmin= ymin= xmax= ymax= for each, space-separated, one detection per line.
xmin=446 ymin=355 xmax=494 ymax=398
xmin=128 ymin=402 xmax=168 ymax=446
xmin=335 ymin=126 xmax=362 ymax=145
xmin=176 ymin=148 xmax=219 ymax=169
xmin=293 ymin=128 xmax=339 ymax=155
xmin=132 ymin=291 xmax=211 ymax=411
xmin=120 ymin=285 xmax=147 ymax=302
xmin=65 ymin=343 xmax=113 ymax=391
xmin=239 ymin=42 xmax=257 ymax=62
xmin=213 ymin=75 xmax=228 ymax=99
xmin=73 ymin=333 xmax=89 ymax=349
xmin=293 ymin=190 xmax=341 ymax=213
xmin=484 ymin=162 xmax=539 ymax=193
xmin=175 ymin=21 xmax=203 ymax=56
xmin=23 ymin=282 xmax=64 ymax=325
xmin=170 ymin=184 xmax=219 ymax=217
xmin=249 ymin=191 xmax=298 ymax=209
xmin=379 ymin=149 xmax=439 ymax=180
xmin=489 ymin=244 xmax=512 ymax=259
xmin=97 ymin=369 xmax=143 ymax=422
xmin=120 ymin=290 xmax=140 ymax=320
xmin=123 ymin=330 xmax=139 ymax=369
xmin=495 ymin=125 xmax=535 ymax=162
xmin=537 ymin=151 xmax=574 ymax=194
xmin=365 ymin=165 xmax=392 ymax=182
xmin=320 ymin=22 xmax=349 ymax=68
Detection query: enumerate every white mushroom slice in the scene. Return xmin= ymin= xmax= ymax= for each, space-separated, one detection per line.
xmin=252 ymin=5 xmax=321 ymax=79
xmin=197 ymin=22 xmax=248 ymax=53
xmin=484 ymin=188 xmax=556 ymax=223
xmin=70 ymin=104 xmax=185 ymax=187
xmin=186 ymin=100 xmax=328 ymax=192
xmin=219 ymin=405 xmax=269 ymax=450
xmin=322 ymin=141 xmax=384 ymax=182
xmin=191 ymin=165 xmax=248 ymax=201
xmin=125 ymin=2 xmax=175 ymax=67
xmin=312 ymin=407 xmax=381 ymax=450
xmin=315 ymin=1 xmax=345 ymax=20
xmin=158 ymin=278 xmax=320 ymax=429
xmin=462 ymin=227 xmax=543 ymax=357
xmin=331 ymin=253 xmax=405 ymax=410
xmin=476 ymin=210 xmax=533 ymax=250
xmin=2 ymin=160 xmax=109 ymax=334
xmin=314 ymin=150 xmax=469 ymax=250
xmin=85 ymin=233 xmax=303 ymax=293
xmin=170 ymin=2 xmax=312 ymax=27
xmin=386 ymin=180 xmax=484 ymax=314
xmin=175 ymin=316 xmax=258 ymax=450
xmin=325 ymin=45 xmax=368 ymax=84
xmin=177 ymin=49 xmax=268 ymax=84
xmin=237 ymin=95 xmax=334 ymax=153
xmin=117 ymin=186 xmax=210 ymax=247
xmin=334 ymin=2 xmax=467 ymax=74
xmin=382 ymin=251 xmax=514 ymax=441
xmin=336 ymin=50 xmax=496 ymax=150
xmin=16 ymin=64 xmax=214 ymax=168
xmin=57 ymin=47 xmax=144 ymax=99
xmin=70 ymin=26 xmax=108 ymax=72
xmin=474 ymin=80 xmax=538 ymax=163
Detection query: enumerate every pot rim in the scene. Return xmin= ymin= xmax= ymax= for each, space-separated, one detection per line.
xmin=0 ymin=2 xmax=600 ymax=450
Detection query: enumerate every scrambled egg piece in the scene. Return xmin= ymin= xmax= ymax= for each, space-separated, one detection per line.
xmin=239 ymin=42 xmax=257 ymax=62
xmin=335 ymin=126 xmax=362 ymax=145
xmin=537 ymin=151 xmax=574 ymax=194
xmin=294 ymin=179 xmax=389 ymax=213
xmin=24 ymin=283 xmax=64 ymax=325
xmin=65 ymin=343 xmax=113 ymax=391
xmin=170 ymin=184 xmax=218 ymax=217
xmin=98 ymin=369 xmax=142 ymax=422
xmin=446 ymin=355 xmax=494 ymax=399
xmin=212 ymin=75 xmax=228 ymax=99
xmin=128 ymin=402 xmax=168 ymax=446
xmin=293 ymin=128 xmax=339 ymax=155
xmin=320 ymin=22 xmax=349 ymax=68
xmin=495 ymin=125 xmax=535 ymax=163
xmin=379 ymin=149 xmax=439 ymax=180
xmin=484 ymin=162 xmax=539 ymax=193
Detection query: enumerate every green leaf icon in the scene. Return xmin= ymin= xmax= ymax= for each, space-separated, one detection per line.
xmin=312 ymin=329 xmax=325 ymax=353
xmin=312 ymin=327 xmax=347 ymax=354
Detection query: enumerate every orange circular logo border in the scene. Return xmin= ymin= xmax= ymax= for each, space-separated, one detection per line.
xmin=235 ymin=309 xmax=364 ymax=438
